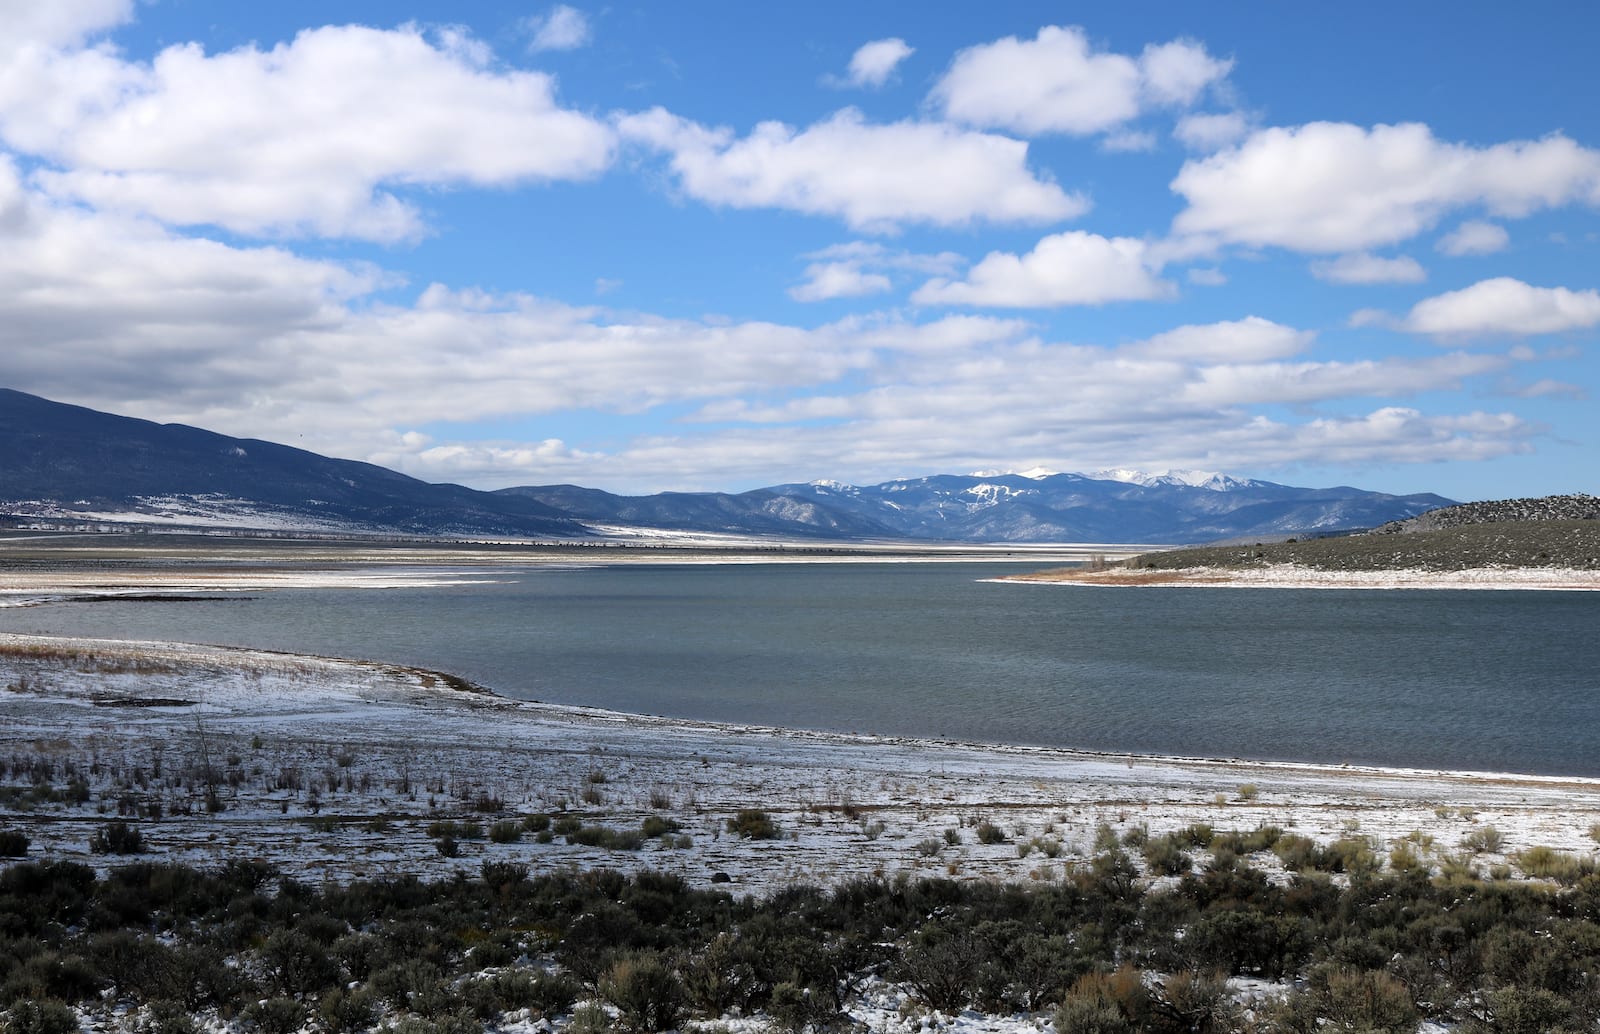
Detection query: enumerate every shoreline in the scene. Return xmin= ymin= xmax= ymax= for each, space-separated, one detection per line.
xmin=0 ymin=539 xmax=1134 ymax=607
xmin=996 ymin=562 xmax=1600 ymax=591
xmin=7 ymin=626 xmax=1597 ymax=787
xmin=6 ymin=631 xmax=1600 ymax=892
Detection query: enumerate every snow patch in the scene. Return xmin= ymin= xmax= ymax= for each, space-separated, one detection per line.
xmin=962 ymin=482 xmax=1035 ymax=508
xmin=1090 ymin=468 xmax=1259 ymax=491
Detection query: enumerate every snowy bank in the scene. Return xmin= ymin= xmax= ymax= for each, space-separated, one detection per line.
xmin=4 ymin=633 xmax=1599 ymax=893
xmin=997 ymin=563 xmax=1600 ymax=591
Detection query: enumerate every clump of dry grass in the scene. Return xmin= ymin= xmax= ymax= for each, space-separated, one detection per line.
xmin=0 ymin=642 xmax=186 ymax=675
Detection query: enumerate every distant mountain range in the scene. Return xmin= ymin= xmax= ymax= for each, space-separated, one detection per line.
xmin=502 ymin=470 xmax=1450 ymax=544
xmin=1 ymin=389 xmax=1454 ymax=544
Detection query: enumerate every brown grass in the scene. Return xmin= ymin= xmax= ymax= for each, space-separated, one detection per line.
xmin=0 ymin=642 xmax=186 ymax=675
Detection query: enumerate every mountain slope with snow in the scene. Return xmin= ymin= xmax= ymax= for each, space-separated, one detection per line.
xmin=1 ymin=389 xmax=1454 ymax=543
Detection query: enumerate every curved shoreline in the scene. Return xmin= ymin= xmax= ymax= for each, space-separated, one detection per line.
xmin=8 ymin=630 xmax=1598 ymax=788
xmin=6 ymin=631 xmax=1600 ymax=891
xmin=995 ymin=563 xmax=1600 ymax=591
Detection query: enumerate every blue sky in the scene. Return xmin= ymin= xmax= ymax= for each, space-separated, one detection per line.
xmin=1 ymin=2 xmax=1597 ymax=501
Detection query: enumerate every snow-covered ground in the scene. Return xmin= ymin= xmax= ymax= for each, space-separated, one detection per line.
xmin=5 ymin=631 xmax=1599 ymax=894
xmin=999 ymin=563 xmax=1600 ymax=591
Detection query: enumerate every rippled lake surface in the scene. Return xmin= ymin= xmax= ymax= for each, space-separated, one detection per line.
xmin=3 ymin=562 xmax=1596 ymax=774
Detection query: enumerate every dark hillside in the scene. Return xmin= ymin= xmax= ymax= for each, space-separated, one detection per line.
xmin=1131 ymin=495 xmax=1599 ymax=572
xmin=0 ymin=389 xmax=582 ymax=537
xmin=1374 ymin=493 xmax=1599 ymax=533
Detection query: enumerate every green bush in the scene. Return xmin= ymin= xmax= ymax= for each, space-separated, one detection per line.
xmin=425 ymin=820 xmax=484 ymax=840
xmin=681 ymin=933 xmax=757 ymax=1017
xmin=2 ymin=950 xmax=105 ymax=1006
xmin=568 ymin=824 xmax=645 ymax=851
xmin=1272 ymin=834 xmax=1322 ymax=871
xmin=1149 ymin=971 xmax=1239 ymax=1033
xmin=487 ymin=820 xmax=522 ymax=844
xmin=600 ymin=952 xmax=685 ymax=1033
xmin=897 ymin=928 xmax=977 ymax=1011
xmin=1054 ymin=967 xmax=1148 ymax=1034
xmin=641 ymin=815 xmax=681 ymax=839
xmin=87 ymin=821 xmax=143 ymax=855
xmin=1515 ymin=845 xmax=1594 ymax=884
xmin=567 ymin=1003 xmax=612 ymax=1034
xmin=0 ymin=831 xmax=27 ymax=858
xmin=1053 ymin=997 xmax=1134 ymax=1034
xmin=1269 ymin=965 xmax=1418 ymax=1034
xmin=488 ymin=969 xmax=580 ymax=1017
xmin=1142 ymin=836 xmax=1192 ymax=876
xmin=768 ymin=980 xmax=841 ymax=1034
xmin=138 ymin=1000 xmax=198 ymax=1034
xmin=1477 ymin=985 xmax=1580 ymax=1034
xmin=1388 ymin=841 xmax=1426 ymax=874
xmin=369 ymin=961 xmax=445 ymax=1012
xmin=974 ymin=820 xmax=1007 ymax=845
xmin=479 ymin=861 xmax=528 ymax=891
xmin=2 ymin=1000 xmax=79 ymax=1034
xmin=1211 ymin=825 xmax=1282 ymax=854
xmin=727 ymin=809 xmax=779 ymax=840
xmin=258 ymin=929 xmax=339 ymax=997
xmin=318 ymin=987 xmax=375 ymax=1034
xmin=1325 ymin=836 xmax=1380 ymax=877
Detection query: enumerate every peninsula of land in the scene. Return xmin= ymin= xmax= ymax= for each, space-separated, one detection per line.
xmin=1005 ymin=495 xmax=1600 ymax=590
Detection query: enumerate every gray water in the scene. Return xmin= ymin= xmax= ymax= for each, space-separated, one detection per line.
xmin=2 ymin=562 xmax=1596 ymax=775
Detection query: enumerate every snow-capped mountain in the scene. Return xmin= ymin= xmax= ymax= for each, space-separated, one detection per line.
xmin=1 ymin=389 xmax=1454 ymax=544
xmin=510 ymin=470 xmax=1452 ymax=544
xmin=1088 ymin=468 xmax=1270 ymax=492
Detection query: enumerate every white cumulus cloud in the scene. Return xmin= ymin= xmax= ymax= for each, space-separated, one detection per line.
xmin=840 ymin=38 xmax=913 ymax=88
xmin=617 ymin=106 xmax=1087 ymax=231
xmin=0 ymin=23 xmax=615 ymax=240
xmin=790 ymin=242 xmax=963 ymax=302
xmin=1171 ymin=122 xmax=1600 ymax=253
xmin=1437 ymin=220 xmax=1510 ymax=256
xmin=1138 ymin=39 xmax=1234 ymax=106
xmin=1402 ymin=277 xmax=1600 ymax=337
xmin=525 ymin=5 xmax=591 ymax=51
xmin=1310 ymin=253 xmax=1427 ymax=285
xmin=1174 ymin=111 xmax=1251 ymax=151
xmin=789 ymin=263 xmax=892 ymax=302
xmin=930 ymin=26 xmax=1230 ymax=137
xmin=0 ymin=0 xmax=132 ymax=53
xmin=913 ymin=231 xmax=1172 ymax=307
xmin=1132 ymin=317 xmax=1313 ymax=362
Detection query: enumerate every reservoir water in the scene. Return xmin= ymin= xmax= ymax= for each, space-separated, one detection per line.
xmin=2 ymin=562 xmax=1596 ymax=775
